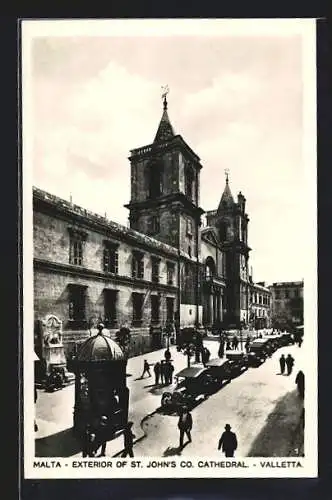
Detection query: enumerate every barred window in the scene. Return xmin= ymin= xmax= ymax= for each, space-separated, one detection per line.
xmin=68 ymin=228 xmax=87 ymax=266
xmin=103 ymin=289 xmax=117 ymax=326
xmin=103 ymin=243 xmax=119 ymax=274
xmin=68 ymin=284 xmax=87 ymax=322
xmin=132 ymin=251 xmax=144 ymax=279
xmin=132 ymin=292 xmax=144 ymax=324
xmin=151 ymin=295 xmax=160 ymax=323
xmin=167 ymin=262 xmax=175 ymax=285
xmin=151 ymin=257 xmax=160 ymax=283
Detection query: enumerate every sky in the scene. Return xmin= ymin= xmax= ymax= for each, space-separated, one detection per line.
xmin=26 ymin=20 xmax=315 ymax=284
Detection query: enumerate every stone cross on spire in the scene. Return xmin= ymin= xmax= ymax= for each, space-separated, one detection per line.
xmin=225 ymin=168 xmax=230 ymax=183
xmin=161 ymin=85 xmax=170 ymax=110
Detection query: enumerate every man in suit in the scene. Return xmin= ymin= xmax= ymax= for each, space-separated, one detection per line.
xmin=178 ymin=406 xmax=193 ymax=448
xmin=218 ymin=424 xmax=238 ymax=457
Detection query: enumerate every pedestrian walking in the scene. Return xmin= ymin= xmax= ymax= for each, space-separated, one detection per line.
xmin=164 ymin=361 xmax=174 ymax=385
xmin=140 ymin=360 xmax=151 ymax=378
xmin=178 ymin=406 xmax=193 ymax=448
xmin=218 ymin=424 xmax=238 ymax=458
xmin=286 ymin=354 xmax=295 ymax=375
xmin=218 ymin=338 xmax=225 ymax=358
xmin=160 ymin=360 xmax=166 ymax=385
xmin=164 ymin=349 xmax=171 ymax=362
xmin=154 ymin=362 xmax=161 ymax=385
xmin=122 ymin=421 xmax=135 ymax=457
xmin=279 ymin=354 xmax=286 ymax=374
xmin=244 ymin=338 xmax=250 ymax=354
xmin=202 ymin=347 xmax=211 ymax=366
xmin=226 ymin=339 xmax=231 ymax=351
xmin=295 ymin=370 xmax=304 ymax=399
xmin=232 ymin=336 xmax=239 ymax=350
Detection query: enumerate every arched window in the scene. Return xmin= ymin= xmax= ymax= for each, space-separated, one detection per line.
xmin=205 ymin=257 xmax=216 ymax=279
xmin=185 ymin=166 xmax=194 ymax=200
xmin=149 ymin=160 xmax=163 ymax=199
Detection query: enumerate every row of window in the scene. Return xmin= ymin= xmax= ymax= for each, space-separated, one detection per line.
xmin=68 ymin=285 xmax=175 ymax=327
xmin=252 ymin=308 xmax=268 ymax=318
xmin=69 ymin=231 xmax=175 ymax=285
xmin=274 ymin=289 xmax=301 ymax=299
xmin=146 ymin=161 xmax=196 ymax=203
xmin=251 ymin=293 xmax=270 ymax=306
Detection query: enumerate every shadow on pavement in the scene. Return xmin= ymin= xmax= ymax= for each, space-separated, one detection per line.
xmin=247 ymin=389 xmax=304 ymax=457
xmin=163 ymin=441 xmax=189 ymax=456
xmin=35 ymin=427 xmax=81 ymax=457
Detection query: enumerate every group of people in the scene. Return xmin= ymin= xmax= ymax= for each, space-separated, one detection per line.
xmin=279 ymin=354 xmax=295 ymax=375
xmin=82 ymin=418 xmax=136 ymax=458
xmin=140 ymin=355 xmax=175 ymax=386
xmin=218 ymin=335 xmax=243 ymax=357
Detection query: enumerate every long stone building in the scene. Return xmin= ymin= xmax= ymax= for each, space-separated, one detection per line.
xmin=33 ymin=94 xmax=271 ymax=356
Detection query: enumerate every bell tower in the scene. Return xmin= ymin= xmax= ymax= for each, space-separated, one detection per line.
xmin=207 ymin=171 xmax=251 ymax=328
xmin=125 ymin=88 xmax=204 ymax=255
xmin=124 ymin=88 xmax=205 ymax=327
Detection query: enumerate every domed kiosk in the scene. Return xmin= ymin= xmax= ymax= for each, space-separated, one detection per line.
xmin=73 ymin=327 xmax=129 ymax=440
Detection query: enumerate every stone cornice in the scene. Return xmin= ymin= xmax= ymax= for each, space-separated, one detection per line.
xmin=33 ymin=187 xmax=178 ymax=260
xmin=125 ymin=192 xmax=204 ymax=216
xmin=34 ymin=258 xmax=178 ymax=294
xmin=129 ymin=134 xmax=202 ymax=166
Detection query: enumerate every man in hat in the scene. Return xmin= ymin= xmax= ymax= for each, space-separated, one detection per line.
xmin=218 ymin=424 xmax=238 ymax=457
xmin=279 ymin=354 xmax=286 ymax=374
xmin=154 ymin=361 xmax=161 ymax=385
xmin=295 ymin=370 xmax=305 ymax=399
xmin=122 ymin=421 xmax=136 ymax=457
xmin=286 ymin=354 xmax=295 ymax=375
xmin=178 ymin=406 xmax=193 ymax=448
xmin=140 ymin=359 xmax=152 ymax=379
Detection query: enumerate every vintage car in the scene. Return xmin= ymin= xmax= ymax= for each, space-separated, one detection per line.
xmin=225 ymin=350 xmax=249 ymax=375
xmin=160 ymin=366 xmax=213 ymax=411
xmin=247 ymin=339 xmax=270 ymax=366
xmin=205 ymin=357 xmax=233 ymax=386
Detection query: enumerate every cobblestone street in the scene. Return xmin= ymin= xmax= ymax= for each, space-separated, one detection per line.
xmin=35 ymin=338 xmax=304 ymax=458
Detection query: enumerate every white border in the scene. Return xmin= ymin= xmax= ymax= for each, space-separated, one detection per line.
xmin=22 ymin=18 xmax=317 ymax=479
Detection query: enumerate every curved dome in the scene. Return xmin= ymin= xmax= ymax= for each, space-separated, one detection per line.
xmin=76 ymin=333 xmax=125 ymax=362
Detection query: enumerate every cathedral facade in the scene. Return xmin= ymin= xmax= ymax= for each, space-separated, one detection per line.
xmin=33 ymin=94 xmax=270 ymax=357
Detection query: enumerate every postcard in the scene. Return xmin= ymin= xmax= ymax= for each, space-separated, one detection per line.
xmin=22 ymin=18 xmax=317 ymax=479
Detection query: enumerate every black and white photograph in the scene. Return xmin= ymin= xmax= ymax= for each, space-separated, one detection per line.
xmin=22 ymin=19 xmax=317 ymax=478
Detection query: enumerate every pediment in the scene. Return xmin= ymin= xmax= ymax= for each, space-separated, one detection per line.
xmin=201 ymin=226 xmax=220 ymax=247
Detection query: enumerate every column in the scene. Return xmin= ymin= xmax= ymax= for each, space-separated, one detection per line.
xmin=219 ymin=293 xmax=223 ymax=323
xmin=213 ymin=292 xmax=217 ymax=324
xmin=209 ymin=293 xmax=213 ymax=325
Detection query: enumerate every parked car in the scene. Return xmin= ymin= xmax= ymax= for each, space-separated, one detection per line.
xmin=247 ymin=339 xmax=270 ymax=367
xmin=225 ymin=350 xmax=249 ymax=375
xmin=205 ymin=357 xmax=233 ymax=386
xmin=160 ymin=366 xmax=213 ymax=411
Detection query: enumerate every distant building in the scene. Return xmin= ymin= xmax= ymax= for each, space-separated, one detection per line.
xmin=269 ymin=281 xmax=304 ymax=328
xmin=249 ymin=282 xmax=272 ymax=330
xmin=33 ymin=93 xmax=274 ymax=357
